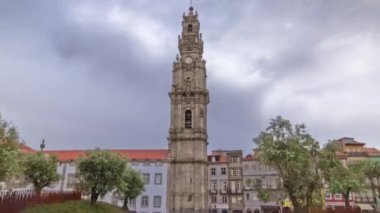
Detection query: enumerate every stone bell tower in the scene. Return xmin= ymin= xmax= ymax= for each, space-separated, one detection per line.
xmin=167 ymin=6 xmax=209 ymax=213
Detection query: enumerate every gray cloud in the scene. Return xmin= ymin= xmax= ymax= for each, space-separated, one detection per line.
xmin=1 ymin=0 xmax=379 ymax=152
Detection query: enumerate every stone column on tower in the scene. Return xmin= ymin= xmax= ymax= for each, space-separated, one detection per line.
xmin=167 ymin=6 xmax=209 ymax=213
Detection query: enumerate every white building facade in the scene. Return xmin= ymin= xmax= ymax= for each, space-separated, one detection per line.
xmin=44 ymin=149 xmax=169 ymax=213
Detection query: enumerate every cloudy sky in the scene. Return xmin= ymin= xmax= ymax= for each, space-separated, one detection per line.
xmin=1 ymin=0 xmax=379 ymax=152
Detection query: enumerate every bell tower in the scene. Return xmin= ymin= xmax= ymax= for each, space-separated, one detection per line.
xmin=167 ymin=6 xmax=209 ymax=213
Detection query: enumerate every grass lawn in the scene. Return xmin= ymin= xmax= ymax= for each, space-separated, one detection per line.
xmin=22 ymin=200 xmax=125 ymax=213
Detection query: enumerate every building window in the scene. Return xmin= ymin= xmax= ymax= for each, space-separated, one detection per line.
xmin=221 ymin=167 xmax=226 ymax=175
xmin=66 ymin=173 xmax=76 ymax=189
xmin=325 ymin=192 xmax=331 ymax=200
xmin=131 ymin=160 xmax=138 ymax=166
xmin=211 ymin=181 xmax=217 ymax=190
xmin=141 ymin=196 xmax=149 ymax=207
xmin=246 ymin=193 xmax=250 ymax=200
xmin=237 ymin=196 xmax=243 ymax=203
xmin=230 ymin=156 xmax=240 ymax=163
xmin=222 ymin=196 xmax=227 ymax=203
xmin=188 ymin=24 xmax=192 ymax=32
xmin=252 ymin=193 xmax=258 ymax=201
xmin=335 ymin=193 xmax=342 ymax=199
xmin=154 ymin=173 xmax=162 ymax=185
xmin=223 ymin=181 xmax=227 ymax=191
xmin=244 ymin=165 xmax=249 ymax=171
xmin=142 ymin=173 xmax=150 ymax=184
xmin=155 ymin=161 xmax=163 ymax=166
xmin=153 ymin=196 xmax=161 ymax=207
xmin=143 ymin=160 xmax=150 ymax=166
xmin=211 ymin=195 xmax=217 ymax=203
xmin=231 ymin=196 xmax=236 ymax=203
xmin=129 ymin=198 xmax=136 ymax=206
xmin=230 ymin=168 xmax=241 ymax=176
xmin=236 ymin=182 xmax=240 ymax=191
xmin=185 ymin=110 xmax=192 ymax=128
xmin=187 ymin=195 xmax=192 ymax=202
xmin=211 ymin=168 xmax=216 ymax=175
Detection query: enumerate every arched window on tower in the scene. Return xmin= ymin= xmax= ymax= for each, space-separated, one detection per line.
xmin=185 ymin=110 xmax=192 ymax=128
xmin=188 ymin=24 xmax=192 ymax=32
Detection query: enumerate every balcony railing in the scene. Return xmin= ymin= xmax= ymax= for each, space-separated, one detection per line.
xmin=209 ymin=189 xmax=217 ymax=194
xmin=220 ymin=189 xmax=227 ymax=194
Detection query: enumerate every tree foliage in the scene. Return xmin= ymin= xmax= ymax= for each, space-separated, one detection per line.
xmin=254 ymin=116 xmax=323 ymax=213
xmin=254 ymin=179 xmax=271 ymax=202
xmin=24 ymin=152 xmax=60 ymax=196
xmin=326 ymin=161 xmax=364 ymax=208
xmin=319 ymin=141 xmax=368 ymax=209
xmin=77 ymin=150 xmax=127 ymax=204
xmin=116 ymin=168 xmax=145 ymax=209
xmin=351 ymin=159 xmax=380 ymax=211
xmin=0 ymin=114 xmax=23 ymax=181
xmin=361 ymin=160 xmax=380 ymax=198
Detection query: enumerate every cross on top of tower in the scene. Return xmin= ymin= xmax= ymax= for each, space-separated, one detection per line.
xmin=189 ymin=0 xmax=194 ymax=11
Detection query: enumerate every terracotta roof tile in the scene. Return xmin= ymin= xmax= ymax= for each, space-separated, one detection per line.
xmin=365 ymin=147 xmax=380 ymax=156
xmin=44 ymin=149 xmax=169 ymax=162
xmin=338 ymin=137 xmax=365 ymax=145
xmin=365 ymin=147 xmax=380 ymax=153
xmin=20 ymin=144 xmax=36 ymax=154
xmin=208 ymin=153 xmax=229 ymax=163
xmin=243 ymin=154 xmax=254 ymax=161
xmin=44 ymin=150 xmax=87 ymax=161
xmin=110 ymin=149 xmax=169 ymax=160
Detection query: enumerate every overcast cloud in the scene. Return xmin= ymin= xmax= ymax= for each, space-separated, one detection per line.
xmin=1 ymin=0 xmax=379 ymax=152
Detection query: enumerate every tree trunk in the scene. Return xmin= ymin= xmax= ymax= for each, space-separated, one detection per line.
xmin=343 ymin=192 xmax=350 ymax=209
xmin=123 ymin=196 xmax=129 ymax=211
xmin=293 ymin=206 xmax=308 ymax=213
xmin=369 ymin=180 xmax=378 ymax=212
xmin=35 ymin=186 xmax=42 ymax=197
xmin=90 ymin=186 xmax=98 ymax=204
xmin=289 ymin=195 xmax=308 ymax=213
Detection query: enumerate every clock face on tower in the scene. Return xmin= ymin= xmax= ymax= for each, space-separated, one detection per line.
xmin=185 ymin=57 xmax=193 ymax=64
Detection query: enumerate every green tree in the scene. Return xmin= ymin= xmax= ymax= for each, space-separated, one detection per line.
xmin=77 ymin=150 xmax=127 ymax=204
xmin=116 ymin=168 xmax=145 ymax=210
xmin=319 ymin=141 xmax=368 ymax=209
xmin=352 ymin=159 xmax=380 ymax=211
xmin=0 ymin=115 xmax=23 ymax=181
xmin=319 ymin=140 xmax=342 ymax=181
xmin=325 ymin=161 xmax=364 ymax=209
xmin=24 ymin=152 xmax=60 ymax=196
xmin=254 ymin=178 xmax=271 ymax=202
xmin=254 ymin=116 xmax=323 ymax=213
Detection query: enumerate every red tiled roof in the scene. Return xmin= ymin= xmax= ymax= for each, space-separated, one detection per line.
xmin=365 ymin=147 xmax=380 ymax=153
xmin=110 ymin=149 xmax=169 ymax=160
xmin=338 ymin=137 xmax=365 ymax=145
xmin=243 ymin=154 xmax=254 ymax=161
xmin=20 ymin=144 xmax=36 ymax=154
xmin=44 ymin=150 xmax=87 ymax=161
xmin=44 ymin=149 xmax=169 ymax=162
xmin=208 ymin=153 xmax=229 ymax=163
xmin=365 ymin=147 xmax=380 ymax=156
